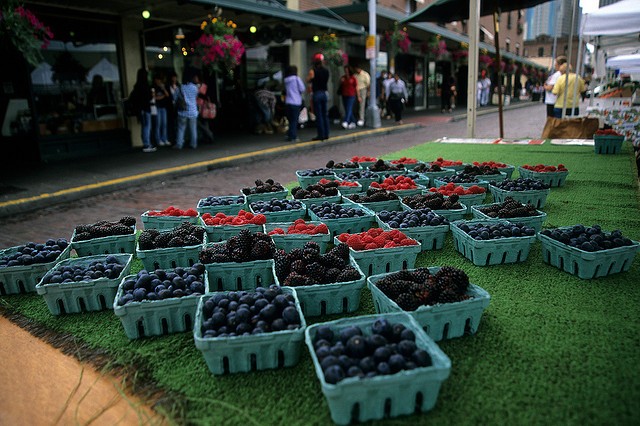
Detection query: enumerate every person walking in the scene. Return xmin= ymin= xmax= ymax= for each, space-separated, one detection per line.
xmin=307 ymin=53 xmax=330 ymax=141
xmin=152 ymin=73 xmax=170 ymax=147
xmin=167 ymin=70 xmax=180 ymax=145
xmin=440 ymin=75 xmax=453 ymax=113
xmin=254 ymin=83 xmax=277 ymax=134
xmin=130 ymin=68 xmax=155 ymax=153
xmin=339 ymin=65 xmax=358 ymax=130
xmin=353 ymin=64 xmax=370 ymax=126
xmin=552 ymin=62 xmax=585 ymax=118
xmin=543 ymin=56 xmax=567 ymax=118
xmin=283 ymin=65 xmax=305 ymax=142
xmin=480 ymin=70 xmax=491 ymax=106
xmin=174 ymin=69 xmax=199 ymax=150
xmin=386 ymin=73 xmax=408 ymax=124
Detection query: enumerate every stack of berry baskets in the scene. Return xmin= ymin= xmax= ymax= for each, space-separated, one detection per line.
xmin=326 ymin=159 xmax=360 ymax=175
xmin=307 ymin=199 xmax=375 ymax=237
xmin=389 ymin=157 xmax=423 ymax=170
xmin=471 ymin=197 xmax=547 ymax=232
xmin=199 ymin=210 xmax=265 ymax=242
xmin=593 ymin=129 xmax=625 ymax=154
xmin=71 ymin=217 xmax=137 ymax=257
xmin=367 ymin=266 xmax=491 ymax=341
xmin=367 ymin=161 xmax=407 ymax=177
xmin=334 ymin=170 xmax=379 ymax=191
xmin=471 ymin=161 xmax=515 ymax=179
xmin=272 ymin=243 xmax=366 ymax=316
xmin=488 ymin=178 xmax=551 ymax=209
xmin=351 ymin=156 xmax=378 ymax=169
xmin=35 ymin=254 xmax=132 ymax=315
xmin=428 ymin=183 xmax=487 ymax=213
xmin=296 ymin=168 xmax=337 ymax=189
xmin=538 ymin=225 xmax=639 ymax=279
xmin=369 ymin=175 xmax=426 ymax=197
xmin=380 ymin=171 xmax=428 ymax=188
xmin=0 ymin=238 xmax=71 ymax=294
xmin=335 ymin=229 xmax=421 ymax=277
xmin=304 ymin=312 xmax=451 ymax=425
xmin=332 ymin=179 xmax=362 ymax=195
xmin=400 ymin=193 xmax=467 ymax=222
xmin=136 ymin=223 xmax=207 ymax=271
xmin=141 ymin=206 xmax=200 ymax=231
xmin=196 ymin=195 xmax=247 ymax=216
xmin=427 ymin=158 xmax=469 ymax=172
xmin=291 ymin=181 xmax=342 ymax=209
xmin=450 ymin=219 xmax=537 ymax=266
xmin=345 ymin=190 xmax=402 ymax=213
xmin=413 ymin=163 xmax=457 ymax=188
xmin=264 ymin=220 xmax=332 ymax=253
xmin=517 ymin=164 xmax=569 ymax=187
xmin=376 ymin=209 xmax=450 ymax=251
xmin=241 ymin=179 xmax=289 ymax=204
xmin=194 ymin=286 xmax=307 ymax=374
xmin=249 ymin=199 xmax=306 ymax=223
xmin=198 ymin=230 xmax=277 ymax=291
xmin=113 ymin=264 xmax=208 ymax=339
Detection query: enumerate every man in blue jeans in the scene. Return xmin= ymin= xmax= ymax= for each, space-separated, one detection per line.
xmin=175 ymin=70 xmax=200 ymax=149
xmin=307 ymin=53 xmax=330 ymax=141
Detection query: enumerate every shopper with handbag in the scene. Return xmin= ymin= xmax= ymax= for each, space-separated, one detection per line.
xmin=284 ymin=65 xmax=305 ymax=142
xmin=174 ymin=69 xmax=200 ymax=150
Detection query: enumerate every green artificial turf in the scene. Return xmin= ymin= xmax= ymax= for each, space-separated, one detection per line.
xmin=2 ymin=141 xmax=640 ymax=425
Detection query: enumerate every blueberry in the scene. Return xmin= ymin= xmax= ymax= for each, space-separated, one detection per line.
xmin=339 ymin=326 xmax=363 ymax=344
xmin=359 ymin=356 xmax=376 ymax=373
xmin=373 ymin=346 xmax=391 ymax=363
xmin=235 ymin=308 xmax=251 ymax=323
xmin=400 ymin=329 xmax=415 ymax=341
xmin=371 ymin=318 xmax=393 ymax=338
xmin=391 ymin=323 xmax=407 ymax=342
xmin=133 ymin=288 xmax=146 ymax=301
xmin=314 ymin=325 xmax=334 ymax=343
xmin=398 ymin=340 xmax=418 ymax=356
xmin=271 ymin=318 xmax=286 ymax=331
xmin=412 ymin=349 xmax=432 ymax=367
xmin=388 ymin=354 xmax=406 ymax=373
xmin=347 ymin=366 xmax=365 ymax=378
xmin=320 ymin=355 xmax=340 ymax=371
xmin=324 ymin=365 xmax=345 ymax=384
xmin=345 ymin=335 xmax=368 ymax=358
xmin=236 ymin=322 xmax=252 ymax=334
xmin=315 ymin=346 xmax=331 ymax=360
xmin=330 ymin=342 xmax=345 ymax=357
xmin=376 ymin=362 xmax=391 ymax=375
xmin=259 ymin=304 xmax=277 ymax=320
xmin=365 ymin=334 xmax=388 ymax=352
xmin=282 ymin=306 xmax=300 ymax=325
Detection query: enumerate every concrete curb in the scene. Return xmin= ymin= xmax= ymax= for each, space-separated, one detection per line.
xmin=0 ymin=123 xmax=420 ymax=218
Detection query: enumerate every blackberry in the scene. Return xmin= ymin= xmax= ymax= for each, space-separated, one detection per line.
xmin=303 ymin=241 xmax=321 ymax=253
xmin=435 ymin=266 xmax=469 ymax=294
xmin=199 ymin=247 xmax=216 ymax=264
xmin=146 ymin=229 xmax=160 ymax=239
xmin=119 ymin=216 xmax=137 ymax=227
xmin=303 ymin=247 xmax=321 ymax=263
xmin=155 ymin=232 xmax=173 ymax=248
xmin=306 ymin=262 xmax=326 ymax=283
xmin=251 ymin=240 xmax=274 ymax=260
xmin=254 ymin=232 xmax=273 ymax=244
xmin=93 ymin=225 xmax=111 ymax=237
xmin=375 ymin=279 xmax=412 ymax=300
xmin=325 ymin=268 xmax=341 ymax=283
xmin=336 ymin=267 xmax=361 ymax=282
xmin=237 ymin=229 xmax=254 ymax=252
xmin=412 ymin=267 xmax=432 ymax=284
xmin=396 ymin=293 xmax=421 ymax=311
xmin=168 ymin=237 xmax=185 ymax=247
xmin=290 ymin=260 xmax=306 ymax=275
xmin=273 ymin=249 xmax=290 ymax=279
xmin=138 ymin=231 xmax=156 ymax=250
xmin=389 ymin=269 xmax=415 ymax=282
xmin=231 ymin=246 xmax=250 ymax=262
xmin=111 ymin=224 xmax=134 ymax=235
xmin=184 ymin=235 xmax=202 ymax=246
xmin=320 ymin=253 xmax=346 ymax=270
xmin=75 ymin=224 xmax=92 ymax=234
xmin=74 ymin=232 xmax=92 ymax=242
xmin=288 ymin=248 xmax=304 ymax=262
xmin=329 ymin=243 xmax=350 ymax=261
xmin=283 ymin=272 xmax=311 ymax=287
xmin=413 ymin=284 xmax=432 ymax=305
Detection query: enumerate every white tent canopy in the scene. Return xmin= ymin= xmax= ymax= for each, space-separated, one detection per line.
xmin=31 ymin=62 xmax=54 ymax=85
xmin=581 ymin=0 xmax=640 ymax=36
xmin=607 ymin=54 xmax=640 ymax=69
xmin=87 ymin=57 xmax=120 ymax=82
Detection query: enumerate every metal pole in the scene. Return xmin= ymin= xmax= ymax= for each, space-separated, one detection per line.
xmin=551 ymin=0 xmax=563 ymax=70
xmin=466 ymin=0 xmax=480 ymax=138
xmin=493 ymin=10 xmax=504 ymax=138
xmin=561 ymin=0 xmax=578 ymax=119
xmin=366 ymin=0 xmax=381 ymax=128
xmin=572 ymin=33 xmax=584 ymax=114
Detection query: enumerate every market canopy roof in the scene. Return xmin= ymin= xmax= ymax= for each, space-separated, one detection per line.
xmin=402 ymin=0 xmax=550 ymax=23
xmin=581 ymin=0 xmax=640 ymax=36
xmin=607 ymin=54 xmax=640 ymax=69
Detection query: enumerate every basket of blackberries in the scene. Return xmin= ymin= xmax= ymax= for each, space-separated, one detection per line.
xmin=249 ymin=198 xmax=306 ymax=223
xmin=334 ymin=169 xmax=379 ymax=191
xmin=241 ymin=179 xmax=288 ymax=203
xmin=305 ymin=313 xmax=451 ymax=425
xmin=518 ymin=164 xmax=569 ymax=187
xmin=265 ymin=220 xmax=332 ymax=254
xmin=594 ymin=129 xmax=625 ymax=154
xmin=114 ymin=264 xmax=208 ymax=339
xmin=401 ymin=193 xmax=466 ymax=221
xmin=0 ymin=238 xmax=71 ymax=294
xmin=326 ymin=159 xmax=359 ymax=173
xmin=472 ymin=161 xmax=515 ymax=179
xmin=458 ymin=164 xmax=508 ymax=184
xmin=347 ymin=188 xmax=401 ymax=213
xmin=136 ymin=222 xmax=207 ymax=271
xmin=413 ymin=163 xmax=456 ymax=187
xmin=36 ymin=254 xmax=132 ymax=315
xmin=71 ymin=216 xmax=137 ymax=257
xmin=489 ymin=178 xmax=551 ymax=209
xmin=538 ymin=224 xmax=639 ymax=279
xmin=451 ymin=219 xmax=537 ymax=266
xmin=307 ymin=200 xmax=375 ymax=237
xmin=376 ymin=209 xmax=450 ymax=251
xmin=272 ymin=242 xmax=365 ymax=317
xmin=199 ymin=230 xmax=276 ymax=291
xmin=367 ymin=159 xmax=406 ymax=175
xmin=291 ymin=181 xmax=341 ymax=208
xmin=367 ymin=267 xmax=491 ymax=342
xmin=141 ymin=206 xmax=200 ymax=231
xmin=197 ymin=195 xmax=247 ymax=216
xmin=472 ymin=197 xmax=547 ymax=232
xmin=296 ymin=168 xmax=337 ymax=189
xmin=194 ymin=285 xmax=306 ymax=374
xmin=336 ymin=229 xmax=421 ymax=277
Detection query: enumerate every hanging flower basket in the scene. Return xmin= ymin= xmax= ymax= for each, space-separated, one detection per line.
xmin=452 ymin=49 xmax=469 ymax=64
xmin=0 ymin=2 xmax=53 ymax=67
xmin=193 ymin=17 xmax=245 ymax=74
xmin=319 ymin=33 xmax=347 ymax=68
xmin=381 ymin=24 xmax=411 ymax=55
xmin=479 ymin=54 xmax=493 ymax=69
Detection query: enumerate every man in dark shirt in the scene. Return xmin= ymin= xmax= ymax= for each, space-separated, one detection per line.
xmin=307 ymin=53 xmax=330 ymax=141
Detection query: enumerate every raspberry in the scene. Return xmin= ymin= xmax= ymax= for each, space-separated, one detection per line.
xmin=400 ymin=239 xmax=417 ymax=246
xmin=364 ymin=243 xmax=378 ymax=250
xmin=268 ymin=228 xmax=285 ymax=235
xmin=338 ymin=233 xmax=350 ymax=242
xmin=316 ymin=224 xmax=329 ymax=234
xmin=346 ymin=235 xmax=365 ymax=250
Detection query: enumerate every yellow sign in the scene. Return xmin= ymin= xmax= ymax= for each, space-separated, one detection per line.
xmin=366 ymin=35 xmax=376 ymax=49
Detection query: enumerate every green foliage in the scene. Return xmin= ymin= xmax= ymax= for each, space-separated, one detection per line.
xmin=0 ymin=1 xmax=54 ymax=67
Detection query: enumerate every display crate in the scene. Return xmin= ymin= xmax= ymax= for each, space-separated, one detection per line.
xmin=249 ymin=202 xmax=306 ymax=223
xmin=197 ymin=196 xmax=247 ymax=216
xmin=356 ymin=161 xmax=377 ymax=169
xmin=296 ymin=171 xmax=337 ymax=189
xmin=336 ymin=236 xmax=421 ymax=277
xmin=444 ymin=193 xmax=487 ymax=213
xmin=477 ymin=171 xmax=507 ymax=184
xmin=264 ymin=222 xmax=332 ymax=253
xmin=349 ymin=198 xmax=402 ymax=213
xmin=136 ymin=233 xmax=206 ymax=271
xmin=488 ymin=184 xmax=551 ymax=209
xmin=141 ymin=211 xmax=200 ymax=231
xmin=307 ymin=200 xmax=375 ymax=237
xmin=71 ymin=228 xmax=136 ymax=257
xmin=297 ymin=194 xmax=341 ymax=209
xmin=471 ymin=204 xmax=547 ymax=232
xmin=375 ymin=215 xmax=449 ymax=251
xmin=419 ymin=169 xmax=456 ymax=187
xmin=594 ymin=134 xmax=625 ymax=154
xmin=517 ymin=167 xmax=569 ymax=187
xmin=203 ymin=243 xmax=275 ymax=291
xmin=496 ymin=165 xmax=515 ymax=179
xmin=433 ymin=177 xmax=488 ymax=190
xmin=334 ymin=181 xmax=363 ymax=195
xmin=0 ymin=243 xmax=72 ymax=295
xmin=243 ymin=189 xmax=289 ymax=204
xmin=400 ymin=199 xmax=467 ymax=222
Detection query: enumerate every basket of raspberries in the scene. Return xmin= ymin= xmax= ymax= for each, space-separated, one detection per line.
xmin=472 ymin=161 xmax=515 ymax=179
xmin=401 ymin=193 xmax=466 ymax=221
xmin=296 ymin=168 xmax=337 ymax=189
xmin=389 ymin=156 xmax=423 ymax=170
xmin=265 ymin=219 xmax=331 ymax=253
xmin=136 ymin=222 xmax=206 ymax=271
xmin=428 ymin=183 xmax=487 ymax=213
xmin=350 ymin=155 xmax=378 ymax=169
xmin=427 ymin=157 xmax=468 ymax=171
xmin=336 ymin=228 xmax=421 ymax=277
xmin=367 ymin=266 xmax=491 ymax=341
xmin=304 ymin=312 xmax=451 ymax=424
xmin=370 ymin=175 xmax=425 ymax=197
xmin=194 ymin=285 xmax=306 ymax=374
xmin=488 ymin=178 xmax=551 ymax=209
xmin=291 ymin=180 xmax=342 ymax=208
xmin=472 ymin=197 xmax=547 ymax=232
xmin=307 ymin=200 xmax=375 ymax=237
xmin=36 ymin=253 xmax=132 ymax=315
xmin=141 ymin=206 xmax=200 ymax=231
xmin=376 ymin=209 xmax=450 ymax=251
xmin=335 ymin=169 xmax=380 ymax=191
xmin=451 ymin=219 xmax=537 ymax=266
xmin=199 ymin=229 xmax=277 ymax=291
xmin=538 ymin=224 xmax=639 ymax=279
xmin=518 ymin=164 xmax=569 ymax=187
xmin=197 ymin=195 xmax=247 ymax=216
xmin=593 ymin=129 xmax=625 ymax=154
xmin=114 ymin=264 xmax=208 ymax=339
xmin=200 ymin=210 xmax=266 ymax=242
xmin=71 ymin=216 xmax=137 ymax=256
xmin=241 ymin=179 xmax=288 ymax=203
xmin=330 ymin=178 xmax=362 ymax=195
xmin=272 ymin=242 xmax=365 ymax=317
xmin=347 ymin=189 xmax=401 ymax=213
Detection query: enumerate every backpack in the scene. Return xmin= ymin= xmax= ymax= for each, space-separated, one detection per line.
xmin=176 ymin=86 xmax=187 ymax=111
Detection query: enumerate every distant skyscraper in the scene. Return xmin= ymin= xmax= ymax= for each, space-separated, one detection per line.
xmin=525 ymin=0 xmax=581 ymax=40
xmin=599 ymin=0 xmax=622 ymax=7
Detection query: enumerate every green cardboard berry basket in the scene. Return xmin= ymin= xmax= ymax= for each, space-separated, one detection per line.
xmin=517 ymin=167 xmax=569 ymax=187
xmin=308 ymin=200 xmax=376 ymax=237
xmin=375 ymin=215 xmax=450 ymax=251
xmin=356 ymin=160 xmax=377 ymax=169
xmin=477 ymin=171 xmax=507 ymax=184
xmin=305 ymin=312 xmax=451 ymax=425
xmin=0 ymin=243 xmax=72 ymax=295
xmin=433 ymin=177 xmax=488 ymax=190
xmin=383 ymin=183 xmax=427 ymax=198
xmin=243 ymin=189 xmax=289 ymax=204
xmin=297 ymin=194 xmax=341 ymax=209
xmin=296 ymin=170 xmax=337 ymax=189
xmin=401 ymin=199 xmax=468 ymax=222
xmin=200 ymin=220 xmax=263 ymax=243
xmin=203 ymin=243 xmax=275 ymax=291
xmin=197 ymin=196 xmax=247 ymax=216
xmin=136 ymin=232 xmax=206 ymax=271
xmin=140 ymin=211 xmax=201 ymax=231
xmin=367 ymin=267 xmax=491 ymax=341
xmin=593 ymin=134 xmax=625 ymax=154
xmin=538 ymin=228 xmax=640 ymax=279
xmin=348 ymin=197 xmax=402 ymax=213
xmin=496 ymin=165 xmax=515 ymax=179
xmin=249 ymin=202 xmax=307 ymax=223
xmin=441 ymin=192 xmax=486 ymax=213
xmin=264 ymin=222 xmax=332 ymax=253
xmin=35 ymin=254 xmax=132 ymax=315
xmin=71 ymin=228 xmax=136 ymax=257
xmin=368 ymin=168 xmax=406 ymax=177
xmin=471 ymin=204 xmax=547 ymax=232
xmin=194 ymin=286 xmax=306 ymax=375
xmin=335 ymin=236 xmax=422 ymax=277
xmin=419 ymin=169 xmax=456 ymax=187
xmin=488 ymin=184 xmax=551 ymax=209
xmin=334 ymin=182 xmax=363 ymax=195
xmin=113 ymin=271 xmax=210 ymax=339
xmin=272 ymin=258 xmax=365 ymax=317
xmin=451 ymin=219 xmax=537 ymax=266
xmin=336 ymin=175 xmax=379 ymax=191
